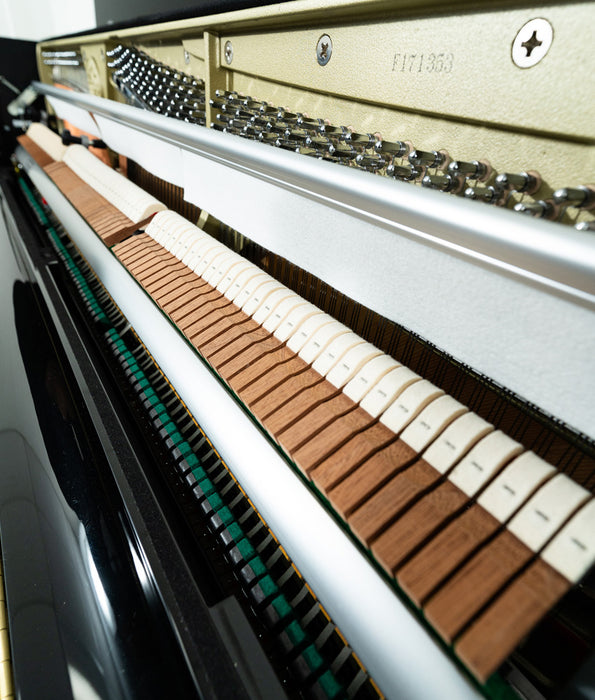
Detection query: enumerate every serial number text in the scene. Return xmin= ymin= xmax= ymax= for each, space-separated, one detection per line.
xmin=392 ymin=52 xmax=454 ymax=74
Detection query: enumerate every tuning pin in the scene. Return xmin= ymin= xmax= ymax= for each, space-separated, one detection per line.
xmin=495 ymin=171 xmax=541 ymax=194
xmin=276 ymin=109 xmax=300 ymax=123
xmin=344 ymin=132 xmax=376 ymax=150
xmin=355 ymin=154 xmax=387 ymax=171
xmin=375 ymin=140 xmax=410 ymax=158
xmin=319 ymin=124 xmax=350 ymax=138
xmin=232 ymin=108 xmax=256 ymax=120
xmin=575 ymin=221 xmax=595 ymax=232
xmin=409 ymin=149 xmax=449 ymax=169
xmin=328 ymin=142 xmax=358 ymax=160
xmin=249 ymin=114 xmax=271 ymax=128
xmin=448 ymin=160 xmax=491 ymax=181
xmin=106 ymin=45 xmax=123 ymax=59
xmin=215 ymin=89 xmax=239 ymax=101
xmin=422 ymin=173 xmax=464 ymax=193
xmin=242 ymin=124 xmax=261 ymax=138
xmin=305 ymin=135 xmax=334 ymax=150
xmin=284 ymin=128 xmax=310 ymax=144
xmin=513 ymin=200 xmax=558 ymax=219
xmin=296 ymin=115 xmax=324 ymax=130
xmin=552 ymin=186 xmax=595 ymax=210
xmin=258 ymin=132 xmax=279 ymax=145
xmin=258 ymin=104 xmax=278 ymax=116
xmin=299 ymin=147 xmax=324 ymax=158
xmin=464 ymin=185 xmax=505 ymax=204
xmin=386 ymin=164 xmax=424 ymax=181
xmin=184 ymin=109 xmax=205 ymax=124
xmin=274 ymin=137 xmax=297 ymax=151
xmin=231 ymin=117 xmax=249 ymax=130
xmin=237 ymin=95 xmax=254 ymax=107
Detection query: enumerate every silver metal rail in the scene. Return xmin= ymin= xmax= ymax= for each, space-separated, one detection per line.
xmin=33 ymin=82 xmax=595 ymax=305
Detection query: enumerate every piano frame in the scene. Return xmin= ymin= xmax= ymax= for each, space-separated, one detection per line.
xmin=4 ymin=2 xmax=595 ymax=696
xmin=11 ymin=77 xmax=595 ymax=697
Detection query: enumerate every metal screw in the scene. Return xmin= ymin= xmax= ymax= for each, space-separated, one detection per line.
xmin=316 ymin=34 xmax=332 ymax=66
xmin=512 ymin=18 xmax=553 ymax=68
xmin=184 ymin=50 xmax=190 ymax=65
xmin=224 ymin=41 xmax=233 ymax=65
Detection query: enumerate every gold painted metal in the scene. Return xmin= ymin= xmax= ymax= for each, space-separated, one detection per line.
xmin=204 ymin=32 xmax=230 ymax=126
xmin=0 ymin=632 xmax=8 ymax=665
xmin=182 ymin=37 xmax=206 ymax=84
xmin=219 ymin=4 xmax=594 ymax=141
xmin=80 ymin=44 xmax=109 ymax=98
xmin=0 ymin=661 xmax=13 ymax=699
xmin=35 ymin=0 xmax=595 ymax=225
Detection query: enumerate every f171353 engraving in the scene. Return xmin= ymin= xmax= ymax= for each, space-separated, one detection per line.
xmin=392 ymin=52 xmax=454 ymax=74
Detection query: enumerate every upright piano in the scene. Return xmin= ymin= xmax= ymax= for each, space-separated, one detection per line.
xmin=1 ymin=1 xmax=594 ymax=698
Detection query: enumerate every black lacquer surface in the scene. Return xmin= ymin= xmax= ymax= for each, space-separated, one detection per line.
xmin=0 ymin=189 xmax=199 ymax=699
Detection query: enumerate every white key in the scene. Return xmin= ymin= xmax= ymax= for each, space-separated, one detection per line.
xmin=242 ymin=280 xmax=285 ymax=317
xmin=448 ymin=431 xmax=523 ymax=498
xmin=508 ymin=474 xmax=590 ymax=552
xmin=478 ymin=452 xmax=556 ymax=523
xmin=286 ymin=313 xmax=335 ymax=353
xmin=542 ymin=499 xmax=595 ymax=583
xmin=298 ymin=321 xmax=350 ymax=364
xmin=400 ymin=395 xmax=467 ymax=453
xmin=273 ymin=304 xmax=321 ymax=342
xmin=343 ymin=354 xmax=401 ymax=403
xmin=314 ymin=335 xmax=368 ymax=381
xmin=327 ymin=342 xmax=382 ymax=388
xmin=423 ymin=412 xmax=493 ymax=475
xmin=379 ymin=380 xmax=443 ymax=433
xmin=359 ymin=366 xmax=419 ymax=418
xmin=252 ymin=289 xmax=298 ymax=326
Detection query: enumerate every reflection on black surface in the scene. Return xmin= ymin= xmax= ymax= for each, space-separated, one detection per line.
xmin=2 ymin=279 xmax=196 ymax=699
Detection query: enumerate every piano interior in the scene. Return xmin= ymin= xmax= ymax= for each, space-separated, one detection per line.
xmin=1 ymin=1 xmax=594 ymax=698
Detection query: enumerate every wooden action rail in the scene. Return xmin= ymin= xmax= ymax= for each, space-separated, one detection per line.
xmin=18 ymin=125 xmax=165 ymax=247
xmin=109 ymin=211 xmax=595 ymax=684
xmin=42 ymin=161 xmax=151 ymax=247
xmin=16 ymin=135 xmax=55 ymax=169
